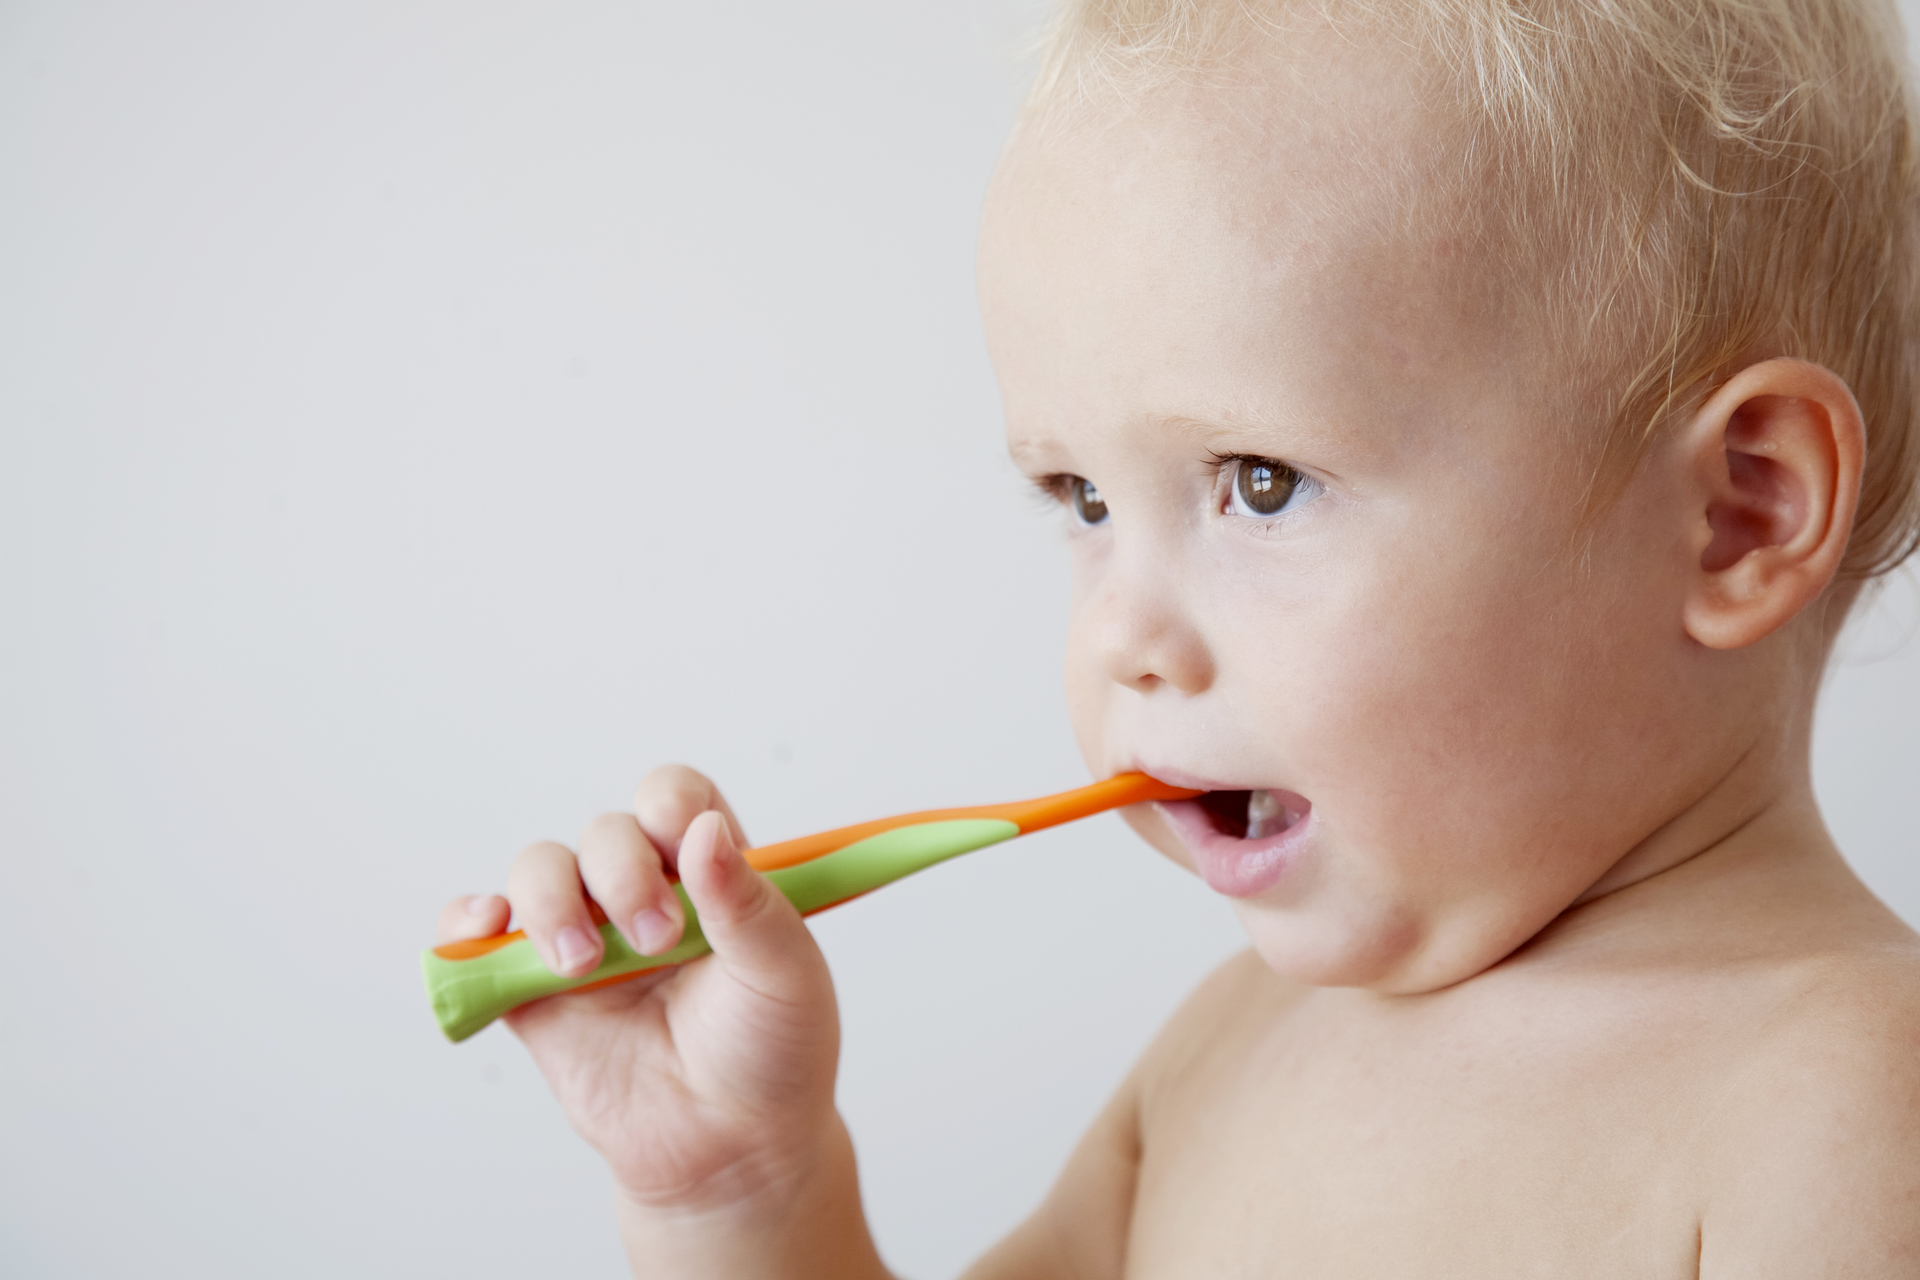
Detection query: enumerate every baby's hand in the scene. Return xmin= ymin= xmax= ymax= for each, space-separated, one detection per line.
xmin=435 ymin=766 xmax=842 ymax=1215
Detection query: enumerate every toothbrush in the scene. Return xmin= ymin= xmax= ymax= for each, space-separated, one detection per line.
xmin=422 ymin=772 xmax=1201 ymax=1042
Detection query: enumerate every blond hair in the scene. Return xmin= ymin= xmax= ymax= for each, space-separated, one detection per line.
xmin=1026 ymin=0 xmax=1920 ymax=585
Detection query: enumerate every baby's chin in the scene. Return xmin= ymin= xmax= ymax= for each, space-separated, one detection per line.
xmin=1123 ymin=812 xmax=1498 ymax=991
xmin=1231 ymin=886 xmax=1581 ymax=994
xmin=1230 ymin=898 xmax=1438 ymax=991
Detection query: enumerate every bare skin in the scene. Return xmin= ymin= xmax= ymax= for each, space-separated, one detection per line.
xmin=435 ymin=18 xmax=1920 ymax=1277
xmin=969 ymin=813 xmax=1920 ymax=1276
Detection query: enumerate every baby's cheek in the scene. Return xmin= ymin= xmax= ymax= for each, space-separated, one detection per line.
xmin=1061 ymin=635 xmax=1106 ymax=768
xmin=1061 ymin=591 xmax=1139 ymax=767
xmin=1118 ymin=803 xmax=1195 ymax=874
xmin=1279 ymin=575 xmax=1575 ymax=837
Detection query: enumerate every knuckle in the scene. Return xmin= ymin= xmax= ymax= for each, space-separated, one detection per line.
xmin=584 ymin=862 xmax=648 ymax=911
xmin=577 ymin=818 xmax=665 ymax=889
xmin=435 ymin=894 xmax=503 ymax=944
xmin=637 ymin=764 xmax=715 ymax=814
xmin=725 ymin=871 xmax=790 ymax=934
xmin=646 ymin=762 xmax=708 ymax=791
xmin=511 ymin=839 xmax=574 ymax=872
xmin=433 ymin=901 xmax=467 ymax=943
xmin=581 ymin=810 xmax=634 ymax=843
xmin=506 ymin=843 xmax=583 ymax=919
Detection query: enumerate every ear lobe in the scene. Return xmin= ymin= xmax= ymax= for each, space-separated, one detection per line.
xmin=1681 ymin=359 xmax=1863 ymax=651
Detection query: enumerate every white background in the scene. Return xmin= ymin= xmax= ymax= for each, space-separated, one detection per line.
xmin=3 ymin=4 xmax=1917 ymax=1276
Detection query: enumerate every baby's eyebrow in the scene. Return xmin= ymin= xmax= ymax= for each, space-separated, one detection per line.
xmin=1152 ymin=410 xmax=1352 ymax=468
xmin=1152 ymin=411 xmax=1299 ymax=448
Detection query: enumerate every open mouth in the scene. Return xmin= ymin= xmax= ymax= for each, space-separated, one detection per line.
xmin=1151 ymin=782 xmax=1311 ymax=897
xmin=1193 ymin=788 xmax=1307 ymax=840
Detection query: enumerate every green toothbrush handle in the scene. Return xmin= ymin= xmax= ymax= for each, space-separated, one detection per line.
xmin=422 ymin=817 xmax=1019 ymax=1042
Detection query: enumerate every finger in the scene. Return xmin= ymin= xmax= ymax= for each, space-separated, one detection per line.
xmin=675 ymin=810 xmax=822 ymax=1002
xmin=633 ymin=765 xmax=751 ymax=867
xmin=577 ymin=811 xmax=686 ymax=957
xmin=434 ymin=893 xmax=510 ymax=946
xmin=506 ymin=841 xmax=604 ymax=978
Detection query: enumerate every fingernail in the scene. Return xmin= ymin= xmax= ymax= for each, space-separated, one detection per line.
xmin=705 ymin=814 xmax=738 ymax=863
xmin=465 ymin=895 xmax=495 ymax=916
xmin=554 ymin=925 xmax=596 ymax=973
xmin=632 ymin=907 xmax=678 ymax=956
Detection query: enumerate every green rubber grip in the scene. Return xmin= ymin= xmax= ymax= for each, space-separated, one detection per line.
xmin=422 ymin=817 xmax=1019 ymax=1042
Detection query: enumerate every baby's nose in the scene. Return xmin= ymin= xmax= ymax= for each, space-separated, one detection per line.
xmin=1081 ymin=573 xmax=1215 ymax=696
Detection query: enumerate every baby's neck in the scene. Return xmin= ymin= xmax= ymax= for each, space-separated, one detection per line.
xmin=1515 ymin=753 xmax=1899 ymax=976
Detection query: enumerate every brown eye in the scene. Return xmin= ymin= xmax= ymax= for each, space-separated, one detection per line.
xmin=1230 ymin=458 xmax=1300 ymax=517
xmin=1070 ymin=476 xmax=1109 ymax=525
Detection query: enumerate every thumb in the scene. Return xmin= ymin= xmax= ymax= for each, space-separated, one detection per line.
xmin=677 ymin=810 xmax=822 ymax=997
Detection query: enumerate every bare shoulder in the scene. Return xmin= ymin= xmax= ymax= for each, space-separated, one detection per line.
xmin=1164 ymin=945 xmax=1302 ymax=1030
xmin=1742 ymin=933 xmax=1920 ymax=1087
xmin=961 ymin=949 xmax=1302 ymax=1280
xmin=1699 ymin=935 xmax=1920 ymax=1275
xmin=1135 ymin=947 xmax=1307 ymax=1102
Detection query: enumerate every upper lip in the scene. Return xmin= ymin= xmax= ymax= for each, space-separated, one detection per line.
xmin=1130 ymin=762 xmax=1249 ymax=794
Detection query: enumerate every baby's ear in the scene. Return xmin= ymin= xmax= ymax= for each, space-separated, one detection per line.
xmin=1678 ymin=358 xmax=1863 ymax=650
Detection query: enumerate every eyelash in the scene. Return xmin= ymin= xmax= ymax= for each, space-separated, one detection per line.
xmin=1029 ymin=474 xmax=1075 ymax=508
xmin=1209 ymin=452 xmax=1317 ymax=521
xmin=1030 ymin=473 xmax=1110 ymax=529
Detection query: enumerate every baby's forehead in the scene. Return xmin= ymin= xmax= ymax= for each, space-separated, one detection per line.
xmin=982 ymin=35 xmax=1538 ymax=448
xmin=989 ymin=29 xmax=1519 ymax=331
xmin=1010 ymin=26 xmax=1463 ymax=221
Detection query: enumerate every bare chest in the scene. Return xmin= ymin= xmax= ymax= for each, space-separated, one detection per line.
xmin=1124 ymin=991 xmax=1715 ymax=1278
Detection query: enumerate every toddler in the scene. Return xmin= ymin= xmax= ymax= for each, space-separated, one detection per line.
xmin=435 ymin=0 xmax=1920 ymax=1272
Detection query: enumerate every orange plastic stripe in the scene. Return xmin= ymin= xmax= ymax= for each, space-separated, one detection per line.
xmin=430 ymin=773 xmax=1200 ymax=960
xmin=431 ymin=900 xmax=608 ymax=961
xmin=434 ymin=931 xmax=525 ymax=960
xmin=1001 ymin=771 xmax=1201 ymax=833
xmin=741 ymin=772 xmax=1198 ymax=870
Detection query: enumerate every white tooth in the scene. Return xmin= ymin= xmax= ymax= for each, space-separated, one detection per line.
xmin=1246 ymin=789 xmax=1281 ymax=839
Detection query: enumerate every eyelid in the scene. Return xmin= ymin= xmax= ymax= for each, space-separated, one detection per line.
xmin=1028 ymin=472 xmax=1110 ymax=530
xmin=1215 ymin=454 xmax=1321 ymax=520
xmin=1209 ymin=450 xmax=1298 ymax=472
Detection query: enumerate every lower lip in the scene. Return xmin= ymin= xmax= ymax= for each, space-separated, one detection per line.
xmin=1155 ymin=797 xmax=1311 ymax=898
